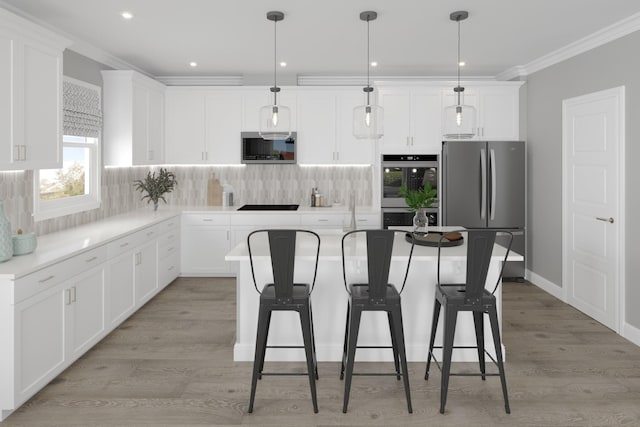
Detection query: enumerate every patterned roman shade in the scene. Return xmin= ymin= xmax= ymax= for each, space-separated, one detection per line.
xmin=63 ymin=79 xmax=102 ymax=138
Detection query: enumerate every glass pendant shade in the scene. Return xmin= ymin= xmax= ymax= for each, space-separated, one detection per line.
xmin=259 ymin=103 xmax=291 ymax=140
xmin=353 ymin=103 xmax=383 ymax=139
xmin=443 ymin=101 xmax=476 ymax=139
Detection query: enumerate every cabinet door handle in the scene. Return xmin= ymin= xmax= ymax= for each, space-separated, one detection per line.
xmin=148 ymin=150 xmax=154 ymax=160
xmin=168 ymin=266 xmax=174 ymax=271
xmin=120 ymin=242 xmax=129 ymax=248
xmin=318 ymin=219 xmax=329 ymax=222
xmin=226 ymin=230 xmax=230 ymax=240
xmin=336 ymin=152 xmax=340 ymax=161
xmin=72 ymin=286 xmax=77 ymax=303
xmin=406 ymin=136 xmax=410 ymax=146
xmin=85 ymin=256 xmax=98 ymax=263
xmin=146 ymin=231 xmax=154 ymax=237
xmin=203 ymin=218 xmax=213 ymax=222
xmin=38 ymin=275 xmax=55 ymax=283
xmin=596 ymin=217 xmax=614 ymax=223
xmin=22 ymin=145 xmax=27 ymax=161
xmin=13 ymin=145 xmax=20 ymax=161
xmin=411 ymin=137 xmax=414 ymax=146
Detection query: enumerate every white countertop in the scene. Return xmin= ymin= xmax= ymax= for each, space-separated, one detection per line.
xmin=0 ymin=204 xmax=381 ymax=280
xmin=226 ymin=228 xmax=523 ymax=262
xmin=0 ymin=208 xmax=182 ymax=280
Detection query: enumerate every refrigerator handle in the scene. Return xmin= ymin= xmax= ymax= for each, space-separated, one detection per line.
xmin=490 ymin=148 xmax=497 ymax=221
xmin=480 ymin=148 xmax=487 ymax=220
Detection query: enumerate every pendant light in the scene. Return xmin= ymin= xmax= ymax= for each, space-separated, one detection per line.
xmin=353 ymin=11 xmax=383 ymax=140
xmin=259 ymin=11 xmax=291 ymax=140
xmin=443 ymin=10 xmax=476 ymax=139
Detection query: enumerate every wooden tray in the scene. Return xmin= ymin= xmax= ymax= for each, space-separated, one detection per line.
xmin=405 ymin=232 xmax=464 ymax=247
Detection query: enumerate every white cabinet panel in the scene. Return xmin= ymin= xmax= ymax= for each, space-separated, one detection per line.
xmin=0 ymin=16 xmax=67 ymax=171
xmin=107 ymin=251 xmax=135 ymax=328
xmin=205 ymin=91 xmax=242 ymax=164
xmin=102 ymin=70 xmax=166 ymax=166
xmin=477 ymin=87 xmax=519 ymax=140
xmin=15 ymin=285 xmax=66 ymax=403
xmin=297 ymin=92 xmax=336 ymax=164
xmin=165 ymin=89 xmax=206 ymax=164
xmin=379 ymin=87 xmax=442 ymax=154
xmin=181 ymin=214 xmax=231 ymax=276
xmin=67 ymin=266 xmax=106 ymax=360
xmin=135 ymin=240 xmax=158 ymax=305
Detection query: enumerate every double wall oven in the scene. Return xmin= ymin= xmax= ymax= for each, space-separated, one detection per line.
xmin=381 ymin=154 xmax=439 ymax=229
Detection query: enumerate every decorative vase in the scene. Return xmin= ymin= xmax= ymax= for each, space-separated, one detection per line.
xmin=413 ymin=207 xmax=428 ymax=235
xmin=0 ymin=200 xmax=13 ymax=262
xmin=153 ymin=200 xmax=159 ymax=211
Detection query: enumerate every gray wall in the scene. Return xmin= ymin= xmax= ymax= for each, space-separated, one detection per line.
xmin=526 ymin=30 xmax=640 ymax=328
xmin=63 ymin=49 xmax=112 ymax=86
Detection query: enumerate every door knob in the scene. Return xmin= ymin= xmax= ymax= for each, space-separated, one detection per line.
xmin=596 ymin=217 xmax=614 ymax=223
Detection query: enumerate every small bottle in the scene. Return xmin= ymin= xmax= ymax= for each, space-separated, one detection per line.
xmin=311 ymin=188 xmax=316 ymax=207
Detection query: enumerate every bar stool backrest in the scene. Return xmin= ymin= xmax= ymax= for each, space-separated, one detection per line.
xmin=248 ymin=229 xmax=321 ymax=305
xmin=342 ymin=229 xmax=415 ymax=305
xmin=437 ymin=228 xmax=513 ymax=306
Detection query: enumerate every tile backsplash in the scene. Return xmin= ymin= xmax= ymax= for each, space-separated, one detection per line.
xmin=0 ymin=165 xmax=372 ymax=236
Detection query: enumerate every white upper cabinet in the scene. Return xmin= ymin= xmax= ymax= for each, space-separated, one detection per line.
xmin=441 ymin=82 xmax=522 ymax=140
xmin=297 ymin=87 xmax=373 ymax=165
xmin=165 ymin=88 xmax=206 ymax=163
xmin=0 ymin=9 xmax=69 ymax=171
xmin=205 ymin=90 xmax=242 ymax=164
xmin=102 ymin=70 xmax=166 ymax=166
xmin=378 ymin=86 xmax=443 ymax=154
xmin=164 ymin=87 xmax=242 ymax=164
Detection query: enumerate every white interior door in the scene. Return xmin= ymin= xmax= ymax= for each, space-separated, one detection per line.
xmin=562 ymin=86 xmax=624 ymax=332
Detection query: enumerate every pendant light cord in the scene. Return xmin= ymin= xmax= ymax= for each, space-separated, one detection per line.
xmin=366 ymin=16 xmax=371 ymax=106
xmin=457 ymin=17 xmax=461 ymax=105
xmin=273 ymin=17 xmax=278 ymax=106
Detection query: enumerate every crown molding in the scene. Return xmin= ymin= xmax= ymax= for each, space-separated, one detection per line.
xmin=156 ymin=76 xmax=243 ymax=86
xmin=494 ymin=66 xmax=528 ymax=82
xmin=297 ymin=75 xmax=497 ymax=86
xmin=521 ymin=11 xmax=640 ymax=76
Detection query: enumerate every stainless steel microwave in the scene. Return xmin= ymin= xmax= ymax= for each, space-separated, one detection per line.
xmin=241 ymin=132 xmax=297 ymax=164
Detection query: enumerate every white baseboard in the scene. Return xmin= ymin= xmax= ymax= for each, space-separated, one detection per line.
xmin=622 ymin=322 xmax=640 ymax=347
xmin=526 ymin=269 xmax=564 ymax=301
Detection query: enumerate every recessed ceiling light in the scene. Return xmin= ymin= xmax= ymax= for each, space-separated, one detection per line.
xmin=189 ymin=62 xmax=198 ymax=67
xmin=279 ymin=62 xmax=287 ymax=67
xmin=458 ymin=61 xmax=466 ymax=67
xmin=121 ymin=11 xmax=133 ymax=20
xmin=370 ymin=61 xmax=378 ymax=67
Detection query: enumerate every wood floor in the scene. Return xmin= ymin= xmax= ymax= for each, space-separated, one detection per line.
xmin=4 ymin=277 xmax=640 ymax=426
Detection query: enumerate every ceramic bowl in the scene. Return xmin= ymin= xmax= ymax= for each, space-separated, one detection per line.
xmin=12 ymin=232 xmax=37 ymax=256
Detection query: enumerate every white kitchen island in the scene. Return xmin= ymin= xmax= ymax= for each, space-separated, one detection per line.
xmin=226 ymin=229 xmax=523 ymax=362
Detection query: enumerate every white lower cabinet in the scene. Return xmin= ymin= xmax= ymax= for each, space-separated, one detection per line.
xmin=181 ymin=214 xmax=231 ymax=276
xmin=0 ymin=215 xmax=181 ymax=420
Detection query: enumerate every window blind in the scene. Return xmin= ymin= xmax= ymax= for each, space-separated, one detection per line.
xmin=63 ymin=79 xmax=102 ymax=138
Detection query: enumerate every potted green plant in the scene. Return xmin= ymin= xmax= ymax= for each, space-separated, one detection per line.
xmin=399 ymin=183 xmax=437 ymax=233
xmin=134 ymin=168 xmax=178 ymax=211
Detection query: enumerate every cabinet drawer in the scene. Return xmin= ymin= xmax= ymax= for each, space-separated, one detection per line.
xmin=157 ymin=229 xmax=179 ymax=247
xmin=301 ymin=214 xmax=344 ymax=227
xmin=354 ymin=214 xmax=381 ymax=228
xmin=158 ymin=240 xmax=179 ymax=259
xmin=182 ymin=214 xmax=230 ymax=227
xmin=157 ymin=216 xmax=180 ymax=233
xmin=13 ymin=246 xmax=107 ymax=304
xmin=231 ymin=214 xmax=300 ymax=226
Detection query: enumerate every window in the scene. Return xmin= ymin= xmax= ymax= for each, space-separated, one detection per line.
xmin=33 ymin=77 xmax=102 ymax=221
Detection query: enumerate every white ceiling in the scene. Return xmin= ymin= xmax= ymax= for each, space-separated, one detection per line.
xmin=2 ymin=0 xmax=640 ymax=82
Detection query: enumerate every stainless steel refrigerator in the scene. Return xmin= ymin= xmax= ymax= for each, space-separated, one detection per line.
xmin=442 ymin=140 xmax=525 ymax=279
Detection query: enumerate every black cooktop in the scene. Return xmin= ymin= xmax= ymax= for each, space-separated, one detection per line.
xmin=237 ymin=204 xmax=299 ymax=211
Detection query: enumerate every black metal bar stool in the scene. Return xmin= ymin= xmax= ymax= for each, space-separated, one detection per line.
xmin=247 ymin=229 xmax=321 ymax=413
xmin=425 ymin=228 xmax=513 ymax=414
xmin=340 ymin=229 xmax=415 ymax=413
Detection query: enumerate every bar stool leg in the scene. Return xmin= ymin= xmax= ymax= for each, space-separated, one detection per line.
xmin=309 ymin=303 xmax=319 ymax=380
xmin=340 ymin=302 xmax=351 ymax=380
xmin=299 ymin=305 xmax=319 ymax=413
xmin=387 ymin=311 xmax=401 ymax=380
xmin=249 ymin=304 xmax=271 ymax=413
xmin=257 ymin=310 xmax=272 ymax=380
xmin=342 ymin=306 xmax=362 ymax=413
xmin=440 ymin=304 xmax=458 ymax=414
xmin=391 ymin=304 xmax=412 ymax=414
xmin=425 ymin=299 xmax=441 ymax=380
xmin=473 ymin=311 xmax=486 ymax=380
xmin=488 ymin=305 xmax=510 ymax=414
